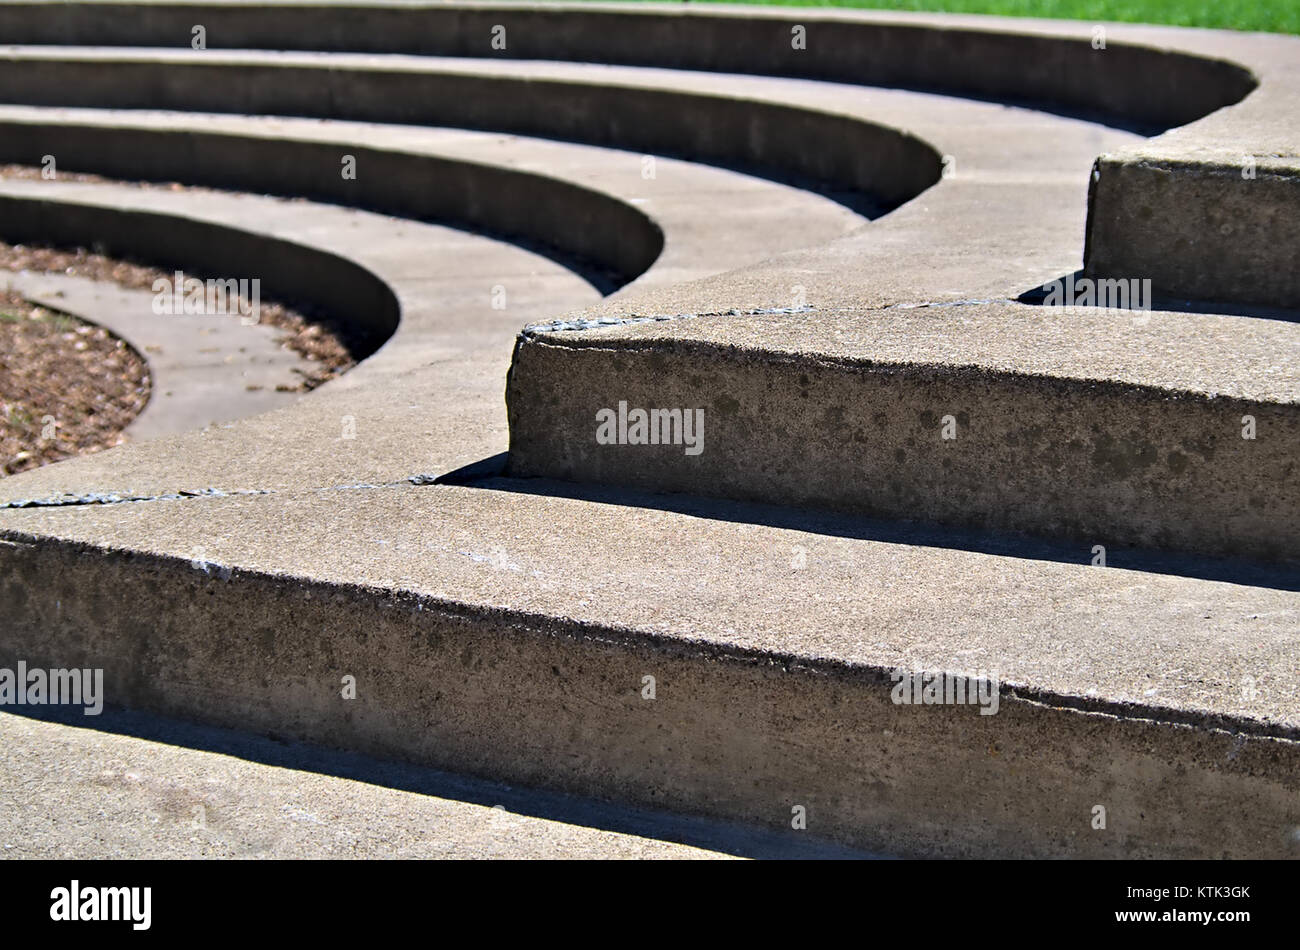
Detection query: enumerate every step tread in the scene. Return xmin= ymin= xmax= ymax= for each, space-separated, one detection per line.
xmin=0 ymin=711 xmax=749 ymax=858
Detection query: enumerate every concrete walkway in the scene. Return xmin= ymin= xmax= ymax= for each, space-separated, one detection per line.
xmin=4 ymin=271 xmax=306 ymax=439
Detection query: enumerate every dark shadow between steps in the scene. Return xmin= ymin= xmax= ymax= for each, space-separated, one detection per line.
xmin=438 ymin=454 xmax=1300 ymax=592
xmin=430 ymin=129 xmax=889 ymax=219
xmin=1019 ymin=270 xmax=1300 ymax=323
xmin=3 ymin=705 xmax=880 ymax=860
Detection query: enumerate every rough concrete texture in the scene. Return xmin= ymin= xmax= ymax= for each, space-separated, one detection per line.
xmin=0 ymin=2 xmax=1296 ymax=858
xmin=508 ymin=304 xmax=1300 ymax=562
xmin=1086 ymin=150 xmax=1300 ymax=308
xmin=1082 ymin=31 xmax=1300 ymax=307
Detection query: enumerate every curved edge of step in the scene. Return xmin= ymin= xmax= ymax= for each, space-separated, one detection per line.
xmin=0 ymin=190 xmax=401 ymax=357
xmin=0 ymin=2 xmax=1259 ymax=131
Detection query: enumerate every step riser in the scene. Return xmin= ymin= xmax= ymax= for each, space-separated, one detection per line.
xmin=1087 ymin=158 xmax=1300 ymax=310
xmin=507 ymin=336 xmax=1300 ymax=563
xmin=3 ymin=539 xmax=1296 ymax=859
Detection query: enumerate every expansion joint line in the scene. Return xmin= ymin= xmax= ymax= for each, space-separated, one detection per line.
xmin=521 ymin=298 xmax=1019 ymax=335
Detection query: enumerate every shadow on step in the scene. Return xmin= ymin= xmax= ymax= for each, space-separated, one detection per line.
xmin=1019 ymin=271 xmax=1300 ymax=323
xmin=8 ymin=706 xmax=879 ymax=860
xmin=439 ymin=455 xmax=1300 ymax=592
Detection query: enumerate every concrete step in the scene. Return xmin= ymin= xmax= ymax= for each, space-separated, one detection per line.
xmin=0 ymin=47 xmax=942 ymax=216
xmin=1 ymin=479 xmax=1297 ymax=858
xmin=506 ymin=299 xmax=1300 ymax=564
xmin=6 ymin=709 xmax=837 ymax=858
xmin=1085 ymin=102 xmax=1300 ymax=309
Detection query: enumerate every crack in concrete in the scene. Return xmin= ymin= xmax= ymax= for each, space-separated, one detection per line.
xmin=522 ymin=305 xmax=815 ymax=335
xmin=879 ymin=296 xmax=1016 ymax=310
xmin=521 ymin=298 xmax=1021 ymax=336
xmin=1 ymin=487 xmax=274 ymax=509
xmin=1 ymin=473 xmax=454 ymax=511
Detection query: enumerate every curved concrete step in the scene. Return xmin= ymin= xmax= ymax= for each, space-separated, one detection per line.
xmin=3 ymin=1 xmax=1295 ymax=306
xmin=0 ymin=1 xmax=1256 ymax=130
xmin=0 ymin=104 xmax=866 ymax=295
xmin=0 ymin=47 xmax=942 ymax=214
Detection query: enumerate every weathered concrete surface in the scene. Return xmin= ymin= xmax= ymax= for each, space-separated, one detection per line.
xmin=1084 ymin=82 xmax=1300 ymax=308
xmin=1081 ymin=28 xmax=1300 ymax=308
xmin=0 ymin=483 xmax=1297 ymax=858
xmin=1086 ymin=155 xmax=1300 ymax=308
xmin=507 ymin=303 xmax=1300 ymax=563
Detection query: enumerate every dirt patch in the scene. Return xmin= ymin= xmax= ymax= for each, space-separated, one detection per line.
xmin=0 ymin=288 xmax=150 ymax=476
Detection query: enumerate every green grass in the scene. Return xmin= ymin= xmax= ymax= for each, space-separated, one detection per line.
xmin=6 ymin=408 xmax=33 ymax=431
xmin=47 ymin=313 xmax=83 ymax=332
xmin=638 ymin=1 xmax=1299 ymax=34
